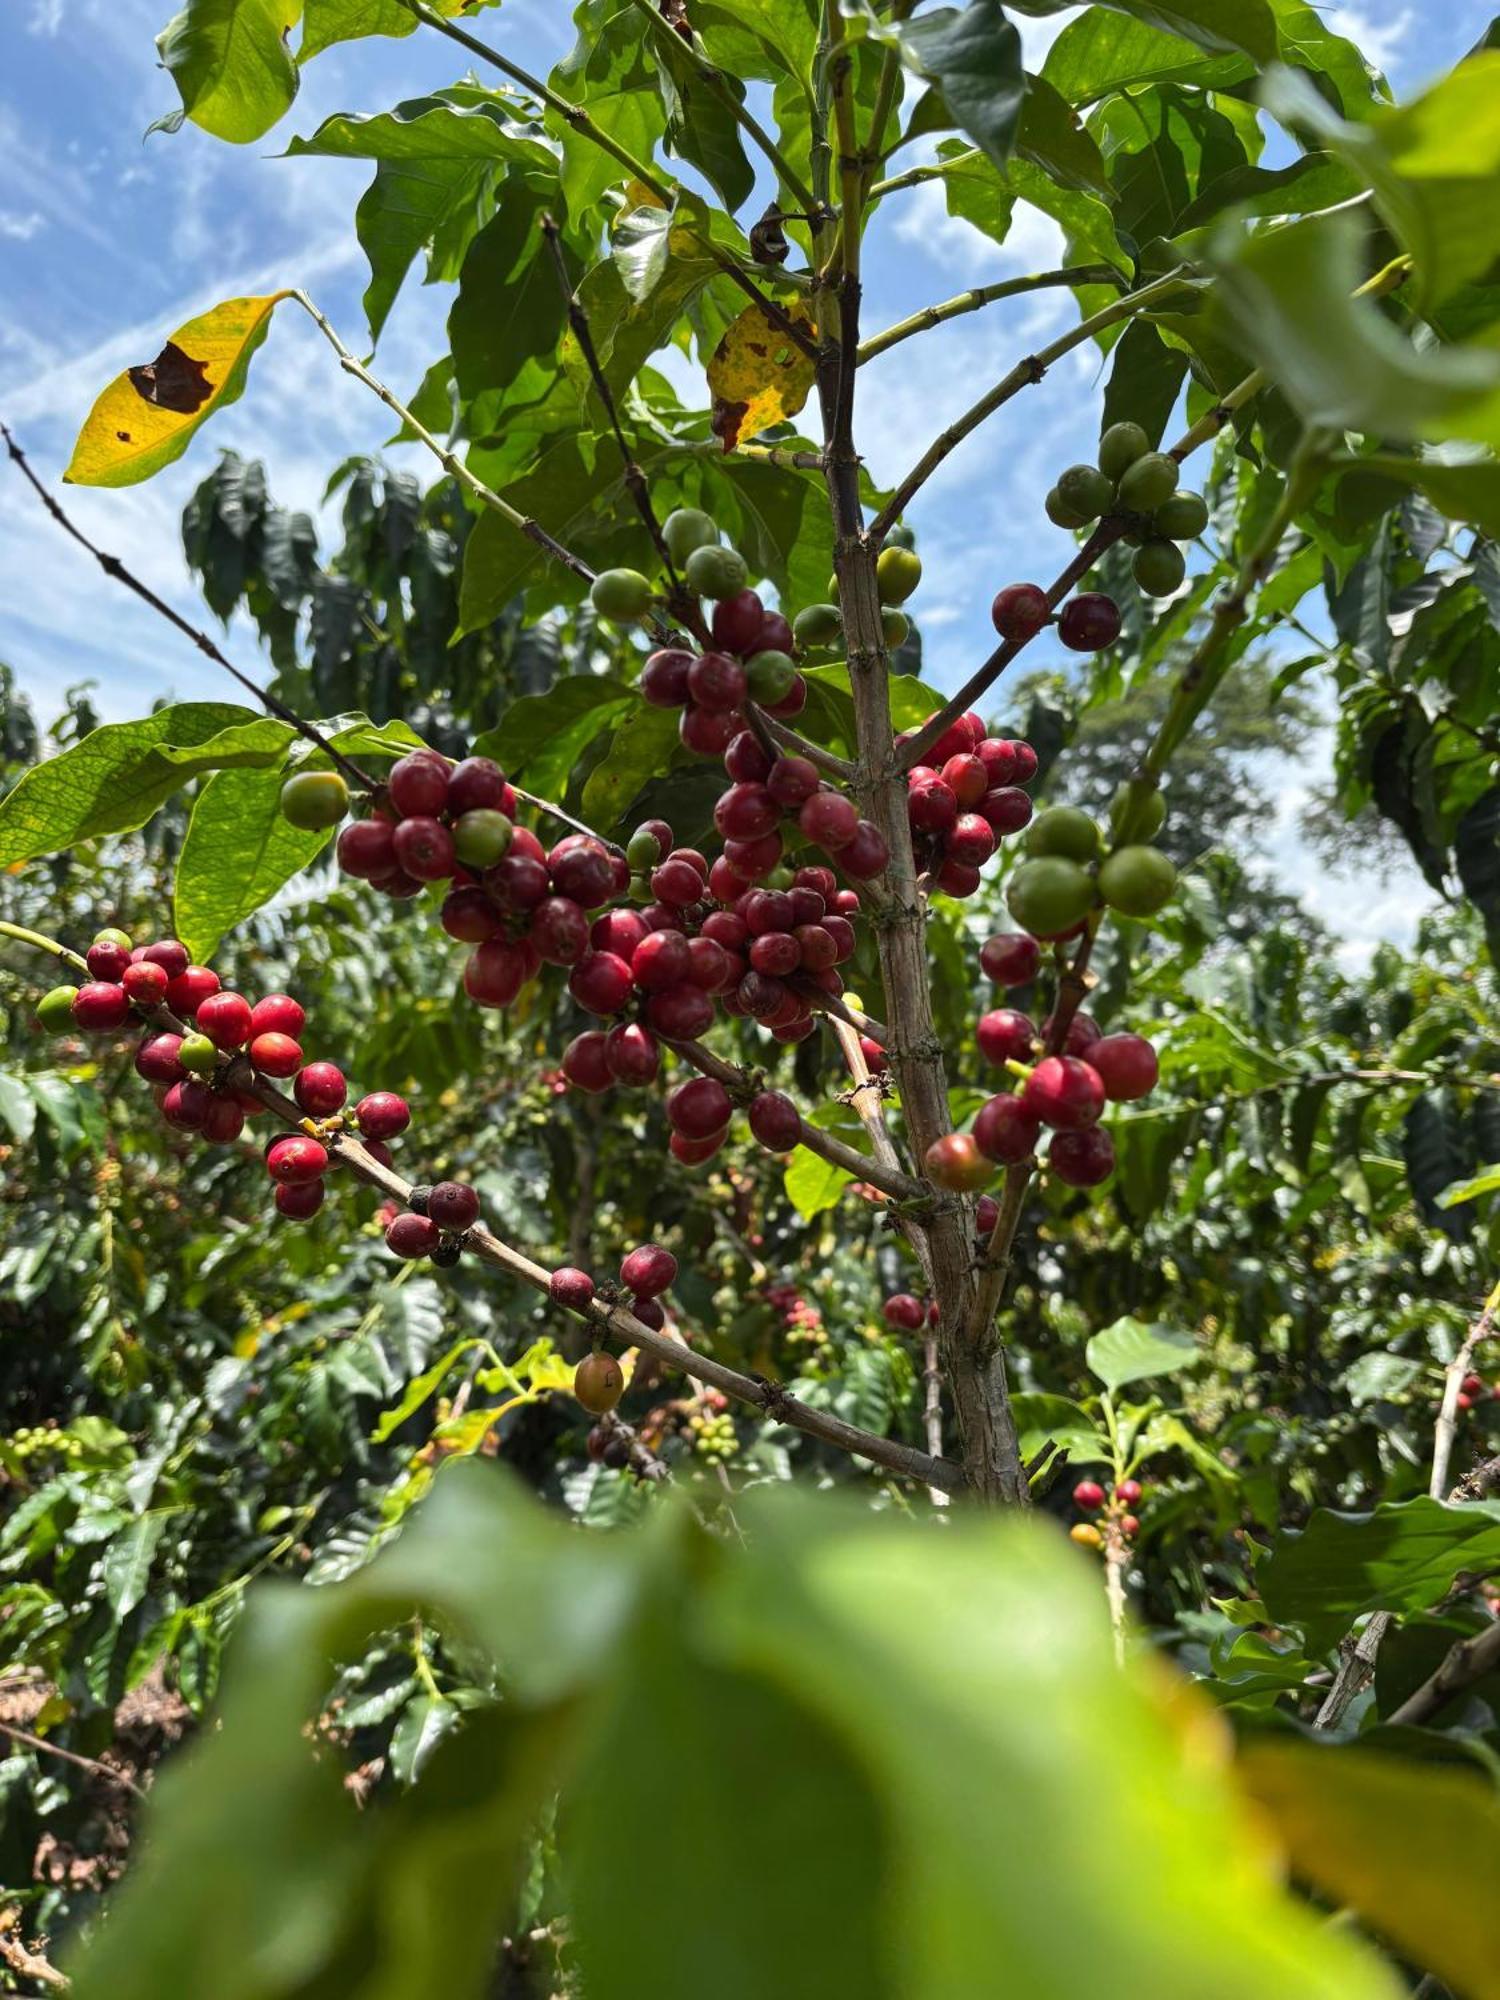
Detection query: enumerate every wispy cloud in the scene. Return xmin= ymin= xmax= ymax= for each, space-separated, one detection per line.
xmin=0 ymin=210 xmax=46 ymax=241
xmin=1328 ymin=5 xmax=1414 ymax=72
xmin=27 ymin=0 xmax=64 ymax=34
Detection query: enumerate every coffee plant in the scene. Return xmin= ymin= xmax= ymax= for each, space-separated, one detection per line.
xmin=6 ymin=2 xmax=1500 ymax=1994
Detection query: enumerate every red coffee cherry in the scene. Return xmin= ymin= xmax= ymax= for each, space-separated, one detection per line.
xmin=670 ymin=1129 xmax=724 ymax=1165
xmin=386 ymin=1210 xmax=440 ymax=1259
xmin=666 ymin=1076 xmax=732 ymax=1140
xmin=946 ymin=814 xmax=996 ymax=868
xmin=267 ymin=1135 xmax=329 ymax=1184
xmin=1049 ymin=1126 xmax=1115 ymax=1187
xmin=337 ymin=819 xmax=398 ymax=880
xmin=923 ymin=1132 xmax=992 ymax=1193
xmin=570 ymin=951 xmax=635 ymax=1016
xmin=1073 ymin=1480 xmax=1106 ymax=1511
xmin=990 ymin=582 xmax=1050 ymax=643
xmin=1009 ymin=741 xmax=1039 ymax=785
xmin=883 ymin=1293 xmax=925 ymax=1331
xmin=766 ymin=755 xmax=820 ymax=809
xmin=392 ymin=816 xmax=456 ymax=882
xmin=196 ymin=991 xmax=254 ymax=1050
xmin=441 ymin=886 xmax=503 ymax=943
xmin=141 ymin=939 xmax=191 ymax=979
xmin=248 ymin=994 xmax=306 ymax=1040
xmin=798 ymin=790 xmax=859 ymax=850
xmin=1057 ymin=592 xmax=1121 ymax=652
xmin=202 ymin=1096 xmax=246 ymax=1145
xmin=1115 ymin=1478 xmax=1143 ymax=1504
xmin=908 ymin=777 xmax=958 ymax=835
xmin=688 ymin=650 xmax=748 ymax=713
xmin=563 ymin=1031 xmax=613 ymax=1093
xmin=530 ymin=897 xmax=590 ymax=967
xmin=687 ymin=936 xmax=732 ymax=991
xmin=860 ymin=1036 xmax=887 ymax=1072
xmin=446 ymin=756 xmax=507 ymax=816
xmin=387 ymin=751 xmax=451 ymax=818
xmin=486 ymin=854 xmax=549 ymax=915
xmin=550 ymin=1266 xmax=596 ymax=1309
xmin=680 ymin=705 xmax=741 ymax=757
xmin=162 ymin=1079 xmax=211 ymax=1130
xmin=294 ymin=1062 xmax=348 ymax=1116
xmin=428 ymin=1181 xmax=480 ymax=1231
xmin=574 ymin=1350 xmax=626 ymax=1414
xmin=164 ymin=965 xmax=221 ymax=1018
xmin=135 ymin=1032 xmax=185 ymax=1085
xmin=464 ymin=937 xmax=530 ymax=1009
xmin=248 ymin=1031 xmax=303 ymax=1078
xmin=86 ymin=939 xmax=130 ymax=981
xmin=1088 ymin=1033 xmax=1159 ymax=1101
xmin=941 ymin=754 xmax=987 ymax=810
xmin=122 ymin=960 xmax=169 ymax=1006
xmin=974 ymin=1095 xmax=1041 ymax=1165
xmin=646 ymin=984 xmax=715 ymax=1040
xmin=355 ymin=1091 xmax=411 ymax=1139
xmin=975 ymin=1193 xmax=1000 ymax=1233
xmin=976 ymin=1009 xmax=1036 ymax=1066
xmin=748 ymin=1090 xmax=801 ymax=1153
xmin=1022 ymin=1055 xmax=1106 ymax=1130
xmin=923 ymin=709 xmax=982 ymax=763
xmin=715 ymin=781 xmax=779 ymax=842
xmin=978 ymin=787 xmax=1033 ymax=835
xmin=274 ymin=1180 xmax=325 ymax=1220
xmin=71 ymin=982 xmax=130 ymax=1032
xmin=980 ymin=933 xmax=1041 ymax=987
xmin=631 ymin=928 xmax=693 ymax=992
xmin=620 ymin=1243 xmax=677 ymax=1297
xmin=724 ymin=730 xmax=773 ymax=784
xmin=710 ymin=589 xmax=765 ymax=655
xmin=604 ymin=1023 xmax=661 ymax=1088
xmin=841 ymin=820 xmax=891 ymax=879
xmin=641 ymin=647 xmax=695 ymax=707
xmin=651 ymin=856 xmax=705 ymax=908
xmin=549 ymin=837 xmax=616 ymax=910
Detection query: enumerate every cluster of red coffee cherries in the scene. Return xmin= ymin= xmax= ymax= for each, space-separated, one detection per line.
xmin=1455 ymin=1372 xmax=1500 ymax=1414
xmin=920 ymin=929 xmax=1161 ymax=1196
xmin=49 ymin=930 xmax=428 ymax=1229
xmin=1069 ymin=1476 xmax=1143 ymax=1549
xmin=545 ymin=1243 xmax=680 ymax=1414
xmin=903 ymin=711 xmax=1039 ymax=899
xmin=335 ymin=748 xmax=519 ymax=904
xmin=640 ymin=585 xmax=809 ymax=753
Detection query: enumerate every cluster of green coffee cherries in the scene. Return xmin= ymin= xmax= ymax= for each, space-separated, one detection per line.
xmin=1046 ymin=422 xmax=1209 ymax=598
xmin=1004 ymin=790 xmax=1175 ymax=941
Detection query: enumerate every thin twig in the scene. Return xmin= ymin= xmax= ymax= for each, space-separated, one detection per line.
xmin=0 ymin=1909 xmax=69 ymax=1992
xmin=0 ymin=1719 xmax=146 ymax=1802
xmin=859 ymin=268 xmax=1123 ymax=365
xmin=1 ymin=425 xmax=377 ymax=794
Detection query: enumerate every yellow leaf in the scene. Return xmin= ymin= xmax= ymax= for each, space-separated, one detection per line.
xmin=65 ymin=293 xmax=291 ymax=489
xmin=706 ymin=303 xmax=817 ymax=451
xmin=1239 ymin=1740 xmax=1500 ymax=2000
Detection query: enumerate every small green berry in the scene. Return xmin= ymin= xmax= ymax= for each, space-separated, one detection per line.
xmin=589 ymin=568 xmax=654 ymax=621
xmin=1152 ymin=490 xmax=1209 ymax=540
xmin=876 ymin=546 xmax=922 ymax=606
xmin=280 ymin=770 xmax=350 ymax=831
xmin=1098 ymin=421 xmax=1151 ymax=481
xmin=881 ymin=607 xmax=910 ymax=647
xmin=662 ymin=507 xmax=718 ymax=565
xmin=1045 ymin=486 xmax=1088 ymax=531
xmin=1133 ymin=539 xmax=1187 ymax=597
xmin=745 ymin=649 xmax=797 ymax=706
xmin=683 ymin=545 xmax=748 ymax=601
xmin=626 ymin=827 xmax=663 ymax=871
xmin=451 ymin=809 xmax=513 ymax=869
xmin=793 ymin=603 xmax=842 ymax=648
xmin=36 ymin=985 xmax=80 ymax=1032
xmin=179 ymin=1031 xmax=219 ymax=1076
xmin=1115 ymin=452 xmax=1180 ymax=513
xmin=1024 ymin=806 xmax=1102 ymax=864
xmin=1005 ymin=857 xmax=1096 ymax=938
xmin=93 ymin=928 xmax=132 ymax=953
xmin=1055 ymin=464 xmax=1114 ymax=522
xmin=1098 ymin=845 xmax=1177 ymax=918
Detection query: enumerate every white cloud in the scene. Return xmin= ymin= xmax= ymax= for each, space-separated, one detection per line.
xmin=0 ymin=211 xmax=46 ymax=241
xmin=28 ymin=0 xmax=65 ymax=33
xmin=1327 ymin=5 xmax=1414 ymax=71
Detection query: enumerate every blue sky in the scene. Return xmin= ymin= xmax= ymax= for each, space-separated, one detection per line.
xmin=0 ymin=0 xmax=1490 ymax=960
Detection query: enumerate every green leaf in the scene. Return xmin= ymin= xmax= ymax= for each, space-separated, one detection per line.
xmin=174 ymin=766 xmax=332 ymax=963
xmin=458 ymin=436 xmax=632 ymax=632
xmin=1102 ymin=319 xmax=1189 ymax=447
xmin=893 ymin=2 xmax=1027 ymax=171
xmin=1043 ymin=11 xmax=1249 ymax=105
xmin=1008 ymin=0 xmax=1276 ymax=61
xmin=1340 ymin=1352 xmax=1423 ymax=1404
xmin=287 ymin=91 xmax=558 ymax=343
xmin=783 ymin=1145 xmax=853 ymax=1218
xmin=650 ymin=29 xmax=756 ymax=211
xmin=1438 ymin=1162 xmax=1500 ymax=1209
xmin=1456 ymin=787 xmax=1500 ymax=965
xmin=101 ymin=1514 xmax=168 ymax=1620
xmin=450 ymin=177 xmax=568 ymax=403
xmin=387 ymin=1693 xmax=461 ymax=1785
xmin=373 ymin=1338 xmax=479 ymax=1443
xmin=0 ymin=1074 xmax=37 ymax=1146
xmin=1017 ymin=71 xmax=1111 ymax=193
xmin=156 ymin=0 xmax=301 ymax=144
xmin=580 ymin=703 xmax=684 ymax=829
xmin=1263 ymin=55 xmax=1500 ymax=312
xmin=1086 ymin=1317 xmax=1200 ymax=1390
xmin=1240 ymin=1741 xmax=1500 ymax=2000
xmin=1009 ymin=1392 xmax=1109 ymax=1465
xmin=1210 ymin=210 xmax=1500 ymax=448
xmin=473 ymin=678 xmax=633 ymax=802
xmin=1257 ymin=1497 xmax=1500 ymax=1630
xmin=0 ymin=704 xmax=282 ymax=865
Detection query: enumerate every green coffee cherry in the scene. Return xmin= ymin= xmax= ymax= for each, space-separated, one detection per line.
xmin=1115 ymin=452 xmax=1180 ymax=512
xmin=746 ymin=649 xmax=797 ymax=706
xmin=280 ymin=770 xmax=350 ymax=831
xmin=1045 ymin=486 xmax=1088 ymax=531
xmin=1133 ymin=539 xmax=1186 ymax=597
xmin=886 ymin=522 xmax=916 ymax=550
xmin=1153 ymin=489 xmax=1209 ymax=540
xmin=93 ymin=928 xmax=132 ymax=953
xmin=629 ymin=871 xmax=654 ymax=904
xmin=1024 ymin=806 xmax=1102 ymax=864
xmin=662 ymin=507 xmax=718 ymax=565
xmin=876 ymin=545 xmax=922 ymax=606
xmin=1098 ymin=845 xmax=1177 ymax=918
xmin=451 ymin=809 xmax=514 ymax=869
xmin=179 ymin=1032 xmax=219 ymax=1076
xmin=766 ymin=865 xmax=795 ymax=892
xmin=1056 ymin=464 xmax=1114 ymax=522
xmin=1005 ymin=857 xmax=1096 ymax=938
xmin=590 ymin=568 xmax=654 ymax=621
xmin=626 ymin=827 xmax=663 ymax=871
xmin=36 ymin=985 xmax=79 ymax=1032
xmin=881 ymin=608 xmax=910 ymax=647
xmin=1109 ymin=782 xmax=1167 ymax=844
xmin=794 ymin=603 xmax=842 ymax=648
xmin=1098 ymin=421 xmax=1151 ymax=481
xmin=683 ymin=544 xmax=749 ymax=600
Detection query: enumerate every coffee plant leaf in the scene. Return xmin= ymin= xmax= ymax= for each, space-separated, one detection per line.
xmin=706 ymin=303 xmax=818 ymax=452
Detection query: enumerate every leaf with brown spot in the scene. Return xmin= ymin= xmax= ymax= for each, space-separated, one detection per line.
xmin=706 ymin=303 xmax=817 ymax=452
xmin=66 ymin=293 xmax=290 ymax=489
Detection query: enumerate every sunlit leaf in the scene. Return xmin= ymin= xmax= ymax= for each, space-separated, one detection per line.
xmin=706 ymin=303 xmax=817 ymax=452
